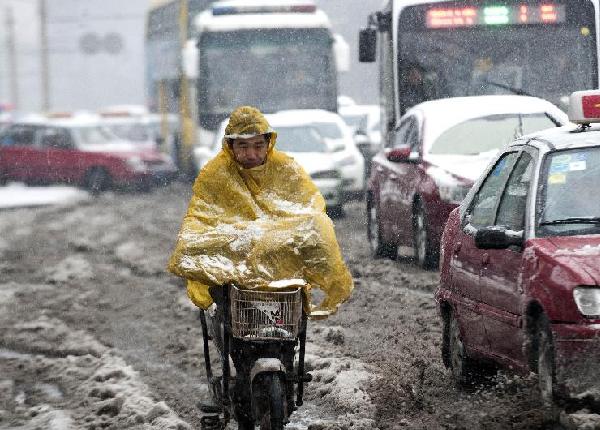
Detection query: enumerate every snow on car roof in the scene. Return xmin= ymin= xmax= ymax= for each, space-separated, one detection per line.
xmin=15 ymin=114 xmax=102 ymax=128
xmin=195 ymin=7 xmax=330 ymax=32
xmin=413 ymin=95 xmax=569 ymax=149
xmin=512 ymin=123 xmax=600 ymax=151
xmin=271 ymin=109 xmax=345 ymax=125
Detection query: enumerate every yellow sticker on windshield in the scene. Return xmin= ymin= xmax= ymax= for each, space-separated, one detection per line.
xmin=548 ymin=173 xmax=566 ymax=184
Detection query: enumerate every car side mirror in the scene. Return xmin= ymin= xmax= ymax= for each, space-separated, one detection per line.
xmin=358 ymin=27 xmax=376 ymax=63
xmin=385 ymin=147 xmax=411 ymax=162
xmin=474 ymin=226 xmax=523 ymax=250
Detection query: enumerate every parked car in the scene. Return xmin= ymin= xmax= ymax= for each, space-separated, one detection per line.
xmin=0 ymin=116 xmax=177 ymax=191
xmin=367 ymin=95 xmax=569 ymax=268
xmin=98 ymin=110 xmax=180 ymax=168
xmin=275 ymin=109 xmax=365 ymax=200
xmin=435 ymin=90 xmax=600 ymax=416
xmin=196 ymin=113 xmax=345 ymax=215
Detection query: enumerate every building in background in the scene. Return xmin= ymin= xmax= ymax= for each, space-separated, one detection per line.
xmin=0 ymin=0 xmax=379 ymax=113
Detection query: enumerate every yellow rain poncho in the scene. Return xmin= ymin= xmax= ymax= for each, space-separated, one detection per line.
xmin=168 ymin=106 xmax=353 ymax=317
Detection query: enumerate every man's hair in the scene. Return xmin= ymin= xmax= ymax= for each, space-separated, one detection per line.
xmin=227 ymin=133 xmax=271 ymax=147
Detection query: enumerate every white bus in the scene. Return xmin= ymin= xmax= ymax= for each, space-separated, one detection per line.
xmin=359 ymin=0 xmax=599 ymax=145
xmin=193 ymin=0 xmax=348 ymax=140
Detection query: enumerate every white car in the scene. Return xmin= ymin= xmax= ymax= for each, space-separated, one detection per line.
xmin=274 ymin=109 xmax=365 ymax=199
xmin=339 ymin=104 xmax=381 ymax=153
xmin=198 ymin=114 xmax=346 ymax=215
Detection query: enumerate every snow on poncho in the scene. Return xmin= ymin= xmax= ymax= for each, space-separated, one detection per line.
xmin=167 ymin=133 xmax=353 ymax=317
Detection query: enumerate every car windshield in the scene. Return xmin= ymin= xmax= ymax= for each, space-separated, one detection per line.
xmin=274 ymin=126 xmax=327 ymax=153
xmin=429 ymin=114 xmax=557 ymax=155
xmin=199 ymin=29 xmax=335 ymax=115
xmin=341 ymin=113 xmax=367 ymax=132
xmin=538 ymin=147 xmax=600 ymax=236
xmin=105 ymin=123 xmax=151 ymax=142
xmin=71 ymin=126 xmax=117 ymax=146
xmin=310 ymin=122 xmax=343 ymax=139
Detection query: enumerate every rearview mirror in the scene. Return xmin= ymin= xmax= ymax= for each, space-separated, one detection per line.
xmin=358 ymin=28 xmax=376 ymax=63
xmin=385 ymin=147 xmax=411 ymax=162
xmin=474 ymin=226 xmax=523 ymax=250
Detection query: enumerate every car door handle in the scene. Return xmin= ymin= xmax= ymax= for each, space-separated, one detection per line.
xmin=389 ymin=174 xmax=399 ymax=181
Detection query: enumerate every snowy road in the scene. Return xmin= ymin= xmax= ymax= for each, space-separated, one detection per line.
xmin=1 ymin=183 xmax=598 ymax=429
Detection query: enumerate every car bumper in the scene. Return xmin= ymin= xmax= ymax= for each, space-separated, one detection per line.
xmin=552 ymin=323 xmax=600 ymax=396
xmin=340 ymin=163 xmax=365 ymax=195
xmin=314 ymin=178 xmax=343 ymax=208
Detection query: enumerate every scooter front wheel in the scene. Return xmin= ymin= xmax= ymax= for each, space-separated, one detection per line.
xmin=259 ymin=373 xmax=285 ymax=430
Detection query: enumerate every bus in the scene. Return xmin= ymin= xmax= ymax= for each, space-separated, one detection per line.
xmin=359 ymin=0 xmax=599 ymax=145
xmin=146 ymin=0 xmax=348 ymax=174
xmin=146 ymin=0 xmax=211 ymax=175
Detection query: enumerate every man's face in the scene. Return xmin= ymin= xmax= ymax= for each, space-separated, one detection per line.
xmin=230 ymin=135 xmax=268 ymax=169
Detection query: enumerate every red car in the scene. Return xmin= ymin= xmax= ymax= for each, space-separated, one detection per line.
xmin=367 ymin=95 xmax=568 ymax=268
xmin=0 ymin=117 xmax=177 ymax=192
xmin=435 ymin=90 xmax=600 ymax=412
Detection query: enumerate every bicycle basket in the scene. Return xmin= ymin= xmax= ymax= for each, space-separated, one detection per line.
xmin=230 ymin=285 xmax=302 ymax=340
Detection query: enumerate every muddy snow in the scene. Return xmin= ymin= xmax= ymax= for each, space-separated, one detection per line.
xmin=1 ymin=183 xmax=599 ymax=429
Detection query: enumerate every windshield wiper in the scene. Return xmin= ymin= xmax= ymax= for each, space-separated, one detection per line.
xmin=483 ymin=79 xmax=533 ymax=97
xmin=540 ymin=217 xmax=600 ymax=226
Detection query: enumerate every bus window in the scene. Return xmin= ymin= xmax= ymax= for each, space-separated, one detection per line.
xmin=396 ymin=1 xmax=597 ymax=112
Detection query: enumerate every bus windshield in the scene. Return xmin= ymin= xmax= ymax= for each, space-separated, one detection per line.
xmin=198 ymin=29 xmax=336 ymax=119
xmin=397 ymin=2 xmax=597 ymax=113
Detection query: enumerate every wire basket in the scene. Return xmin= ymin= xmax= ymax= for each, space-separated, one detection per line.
xmin=230 ymin=285 xmax=303 ymax=341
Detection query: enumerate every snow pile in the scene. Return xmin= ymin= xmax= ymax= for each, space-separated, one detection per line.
xmin=44 ymin=255 xmax=94 ymax=284
xmin=0 ymin=310 xmax=191 ymax=429
xmin=115 ymin=240 xmax=167 ymax=275
xmin=0 ymin=183 xmax=88 ymax=209
xmin=293 ymin=327 xmax=378 ymax=430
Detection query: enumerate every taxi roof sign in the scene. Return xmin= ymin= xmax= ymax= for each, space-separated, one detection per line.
xmin=568 ymin=90 xmax=600 ymax=125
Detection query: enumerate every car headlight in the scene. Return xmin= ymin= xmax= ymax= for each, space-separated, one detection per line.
xmin=125 ymin=156 xmax=147 ymax=172
xmin=573 ymin=287 xmax=600 ymax=317
xmin=337 ymin=154 xmax=358 ymax=167
xmin=311 ymin=170 xmax=341 ymax=180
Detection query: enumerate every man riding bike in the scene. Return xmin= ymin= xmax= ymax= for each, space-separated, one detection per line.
xmin=168 ymin=106 xmax=354 ymax=428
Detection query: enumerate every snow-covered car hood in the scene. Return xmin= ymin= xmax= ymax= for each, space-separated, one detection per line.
xmin=425 ymin=152 xmax=498 ymax=182
xmin=286 ymin=152 xmax=339 ymax=176
xmin=531 ymin=236 xmax=600 ymax=285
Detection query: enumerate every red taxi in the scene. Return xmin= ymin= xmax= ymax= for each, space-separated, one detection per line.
xmin=435 ymin=91 xmax=600 ymax=411
xmin=0 ymin=116 xmax=177 ymax=192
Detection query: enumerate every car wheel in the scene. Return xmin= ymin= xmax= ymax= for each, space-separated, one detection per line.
xmin=367 ymin=197 xmax=397 ymax=259
xmin=535 ymin=314 xmax=559 ymax=422
xmin=413 ymin=201 xmax=437 ymax=269
xmin=85 ymin=167 xmax=110 ymax=195
xmin=447 ymin=310 xmax=475 ymax=386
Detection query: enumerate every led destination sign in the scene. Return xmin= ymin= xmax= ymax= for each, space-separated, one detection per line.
xmin=426 ymin=4 xmax=565 ymax=29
